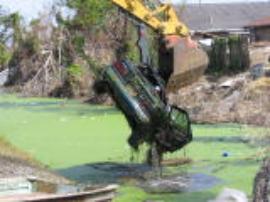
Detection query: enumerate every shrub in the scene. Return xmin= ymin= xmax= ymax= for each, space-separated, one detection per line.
xmin=208 ymin=35 xmax=250 ymax=75
xmin=67 ymin=63 xmax=83 ymax=78
xmin=0 ymin=43 xmax=11 ymax=68
xmin=209 ymin=37 xmax=228 ymax=74
xmin=67 ymin=0 xmax=113 ymax=28
xmin=229 ymin=35 xmax=242 ymax=71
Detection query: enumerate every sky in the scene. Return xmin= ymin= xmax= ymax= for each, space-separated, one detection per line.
xmin=0 ymin=0 xmax=269 ymax=21
xmin=0 ymin=0 xmax=56 ymax=22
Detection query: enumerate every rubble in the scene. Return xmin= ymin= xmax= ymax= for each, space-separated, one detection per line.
xmin=250 ymin=63 xmax=270 ymax=79
xmin=209 ymin=188 xmax=248 ymax=202
xmin=169 ymin=73 xmax=270 ymax=126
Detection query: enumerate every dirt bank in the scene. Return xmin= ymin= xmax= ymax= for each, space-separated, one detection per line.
xmin=0 ymin=137 xmax=68 ymax=184
xmin=169 ymin=73 xmax=270 ymax=126
xmin=0 ymin=156 xmax=68 ymax=184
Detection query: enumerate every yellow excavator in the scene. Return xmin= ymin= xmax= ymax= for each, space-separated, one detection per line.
xmin=92 ymin=0 xmax=208 ymax=165
xmin=111 ymin=0 xmax=208 ymax=92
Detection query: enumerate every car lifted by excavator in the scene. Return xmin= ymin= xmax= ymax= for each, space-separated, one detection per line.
xmin=83 ymin=0 xmax=209 ymax=166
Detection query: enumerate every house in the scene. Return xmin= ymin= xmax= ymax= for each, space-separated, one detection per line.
xmin=177 ymin=2 xmax=270 ymax=70
xmin=179 ymin=2 xmax=270 ymax=38
xmin=245 ymin=17 xmax=270 ymax=42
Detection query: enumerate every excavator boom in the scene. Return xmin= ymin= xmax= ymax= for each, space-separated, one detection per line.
xmin=111 ymin=0 xmax=189 ymax=36
xmin=111 ymin=0 xmax=208 ymax=92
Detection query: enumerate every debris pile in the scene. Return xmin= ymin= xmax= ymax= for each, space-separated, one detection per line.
xmin=169 ymin=73 xmax=270 ymax=126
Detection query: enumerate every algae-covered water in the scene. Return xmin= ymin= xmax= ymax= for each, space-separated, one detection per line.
xmin=0 ymin=94 xmax=265 ymax=202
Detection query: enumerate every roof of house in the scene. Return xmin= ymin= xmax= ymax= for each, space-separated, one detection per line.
xmin=179 ymin=2 xmax=270 ymax=32
xmin=246 ymin=16 xmax=270 ymax=28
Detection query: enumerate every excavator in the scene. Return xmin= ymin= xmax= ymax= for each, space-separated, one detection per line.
xmin=90 ymin=0 xmax=208 ymax=166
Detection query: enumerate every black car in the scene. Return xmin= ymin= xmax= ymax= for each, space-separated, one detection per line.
xmin=95 ymin=60 xmax=192 ymax=163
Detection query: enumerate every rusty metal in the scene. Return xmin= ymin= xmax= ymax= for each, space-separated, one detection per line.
xmin=0 ymin=185 xmax=118 ymax=202
xmin=167 ymin=45 xmax=209 ymax=92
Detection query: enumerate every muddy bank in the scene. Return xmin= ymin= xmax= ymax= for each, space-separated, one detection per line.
xmin=169 ymin=74 xmax=270 ymax=126
xmin=0 ymin=155 xmax=69 ymax=184
xmin=0 ymin=136 xmax=68 ymax=184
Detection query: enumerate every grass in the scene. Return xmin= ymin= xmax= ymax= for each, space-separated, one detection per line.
xmin=0 ymin=136 xmax=37 ymax=165
xmin=0 ymin=94 xmax=268 ymax=202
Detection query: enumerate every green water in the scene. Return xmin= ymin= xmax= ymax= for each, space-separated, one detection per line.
xmin=0 ymin=94 xmax=130 ymax=168
xmin=0 ymin=94 xmax=264 ymax=201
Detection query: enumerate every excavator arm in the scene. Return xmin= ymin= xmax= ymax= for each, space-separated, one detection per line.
xmin=111 ymin=0 xmax=208 ymax=91
xmin=111 ymin=0 xmax=189 ymax=37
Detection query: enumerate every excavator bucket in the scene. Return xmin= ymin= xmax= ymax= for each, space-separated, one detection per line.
xmin=168 ymin=45 xmax=209 ymax=92
xmin=158 ymin=37 xmax=209 ymax=93
xmin=166 ymin=42 xmax=209 ymax=93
